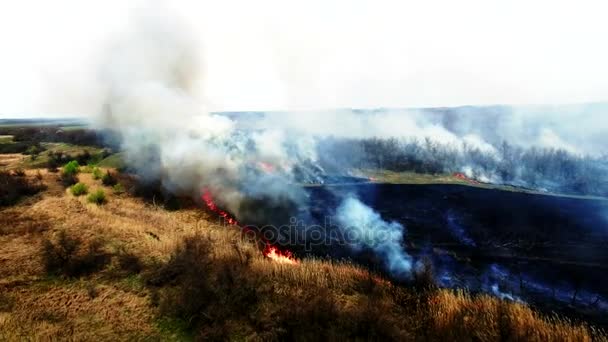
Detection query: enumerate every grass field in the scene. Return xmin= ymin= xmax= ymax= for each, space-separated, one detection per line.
xmin=0 ymin=167 xmax=606 ymax=340
xmin=0 ymin=142 xmax=107 ymax=170
xmin=356 ymin=169 xmax=608 ymax=200
xmin=0 ymin=135 xmax=13 ymax=144
xmin=97 ymin=152 xmax=125 ymax=169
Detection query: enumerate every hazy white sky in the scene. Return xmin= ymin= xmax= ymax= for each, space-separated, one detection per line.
xmin=0 ymin=0 xmax=607 ymax=117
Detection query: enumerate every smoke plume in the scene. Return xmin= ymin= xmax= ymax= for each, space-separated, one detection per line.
xmin=336 ymin=196 xmax=412 ymax=278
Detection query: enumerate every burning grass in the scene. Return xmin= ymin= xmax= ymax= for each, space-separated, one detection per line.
xmin=0 ymin=166 xmax=605 ymax=340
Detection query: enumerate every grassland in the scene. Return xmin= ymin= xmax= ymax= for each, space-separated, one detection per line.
xmin=356 ymin=169 xmax=608 ymax=200
xmin=97 ymin=152 xmax=126 ymax=169
xmin=0 ymin=166 xmax=606 ymax=341
xmin=0 ymin=135 xmax=13 ymax=144
xmin=0 ymin=141 xmax=108 ymax=170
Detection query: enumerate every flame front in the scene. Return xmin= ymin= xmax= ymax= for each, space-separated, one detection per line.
xmin=202 ymin=190 xmax=239 ymax=226
xmin=202 ymin=189 xmax=298 ymax=265
xmin=263 ymin=244 xmax=298 ymax=264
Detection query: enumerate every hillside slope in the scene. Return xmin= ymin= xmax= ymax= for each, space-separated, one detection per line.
xmin=0 ymin=169 xmax=605 ymax=341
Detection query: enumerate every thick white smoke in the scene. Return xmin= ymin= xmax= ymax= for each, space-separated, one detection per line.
xmin=54 ymin=3 xmax=607 ymax=278
xmin=336 ymin=196 xmax=412 ymax=278
xmin=87 ymin=5 xmax=313 ymax=219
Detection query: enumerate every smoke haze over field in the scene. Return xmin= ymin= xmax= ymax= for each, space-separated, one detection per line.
xmin=6 ymin=2 xmax=607 ymax=277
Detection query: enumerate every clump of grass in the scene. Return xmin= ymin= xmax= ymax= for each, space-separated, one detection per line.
xmin=41 ymin=231 xmax=109 ymax=277
xmin=92 ymin=167 xmax=103 ymax=180
xmin=101 ymin=171 xmax=117 ymax=186
xmin=116 ymin=249 xmax=143 ymax=275
xmin=70 ymin=182 xmax=88 ymax=196
xmin=12 ymin=168 xmax=26 ymax=177
xmin=0 ymin=292 xmax=15 ymax=312
xmin=0 ymin=170 xmax=45 ymax=207
xmin=62 ymin=160 xmax=79 ymax=176
xmin=60 ymin=160 xmax=79 ymax=186
xmin=87 ymin=189 xmax=106 ymax=205
xmin=112 ymin=183 xmax=125 ymax=195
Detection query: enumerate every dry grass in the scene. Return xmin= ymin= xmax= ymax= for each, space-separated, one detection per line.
xmin=0 ymin=154 xmax=25 ymax=170
xmin=0 ymin=167 xmax=605 ymax=341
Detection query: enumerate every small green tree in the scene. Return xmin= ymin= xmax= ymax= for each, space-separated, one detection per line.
xmin=62 ymin=160 xmax=80 ymax=176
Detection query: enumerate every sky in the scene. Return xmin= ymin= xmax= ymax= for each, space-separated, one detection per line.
xmin=0 ymin=0 xmax=607 ymax=117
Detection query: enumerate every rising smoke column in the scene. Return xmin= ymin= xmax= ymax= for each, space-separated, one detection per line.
xmin=336 ymin=196 xmax=412 ymax=278
xmin=91 ymin=5 xmax=311 ymax=220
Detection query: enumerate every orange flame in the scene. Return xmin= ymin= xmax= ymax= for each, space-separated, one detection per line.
xmin=263 ymin=244 xmax=298 ymax=264
xmin=453 ymin=172 xmax=480 ymax=184
xmin=201 ymin=189 xmax=298 ymax=265
xmin=202 ymin=190 xmax=239 ymax=226
xmin=257 ymin=161 xmax=275 ymax=173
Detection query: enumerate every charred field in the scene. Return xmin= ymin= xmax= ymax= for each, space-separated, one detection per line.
xmin=297 ymin=182 xmax=608 ymax=326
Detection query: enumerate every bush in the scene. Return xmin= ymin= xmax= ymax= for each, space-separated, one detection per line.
xmin=70 ymin=182 xmax=88 ymax=196
xmin=42 ymin=231 xmax=109 ymax=277
xmin=62 ymin=160 xmax=79 ymax=176
xmin=101 ymin=171 xmax=117 ymax=186
xmin=112 ymin=183 xmax=125 ymax=194
xmin=75 ymin=150 xmax=91 ymax=165
xmin=60 ymin=173 xmax=78 ymax=187
xmin=25 ymin=144 xmax=45 ymax=156
xmin=60 ymin=160 xmax=79 ymax=187
xmin=87 ymin=189 xmax=106 ymax=205
xmin=0 ymin=170 xmax=45 ymax=206
xmin=92 ymin=167 xmax=103 ymax=180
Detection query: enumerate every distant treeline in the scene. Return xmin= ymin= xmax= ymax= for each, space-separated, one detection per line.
xmin=0 ymin=126 xmax=101 ymax=146
xmin=318 ymin=137 xmax=608 ymax=197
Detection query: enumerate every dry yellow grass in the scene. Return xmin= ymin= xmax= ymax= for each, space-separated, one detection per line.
xmin=0 ymin=168 xmax=605 ymax=341
xmin=0 ymin=154 xmax=25 ymax=170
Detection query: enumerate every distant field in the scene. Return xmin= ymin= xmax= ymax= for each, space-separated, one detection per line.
xmin=0 ymin=135 xmax=13 ymax=143
xmin=0 ymin=118 xmax=87 ymax=128
xmin=355 ymin=169 xmax=608 ymax=200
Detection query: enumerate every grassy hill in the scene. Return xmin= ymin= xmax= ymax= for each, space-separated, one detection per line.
xmin=0 ymin=168 xmax=606 ymax=340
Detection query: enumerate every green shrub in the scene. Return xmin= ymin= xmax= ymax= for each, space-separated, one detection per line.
xmin=112 ymin=183 xmax=125 ymax=194
xmin=70 ymin=182 xmax=88 ymax=196
xmin=87 ymin=189 xmax=106 ymax=205
xmin=25 ymin=144 xmax=45 ymax=156
xmin=62 ymin=160 xmax=79 ymax=176
xmin=60 ymin=161 xmax=80 ymax=187
xmin=101 ymin=171 xmax=117 ymax=186
xmin=92 ymin=167 xmax=103 ymax=180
